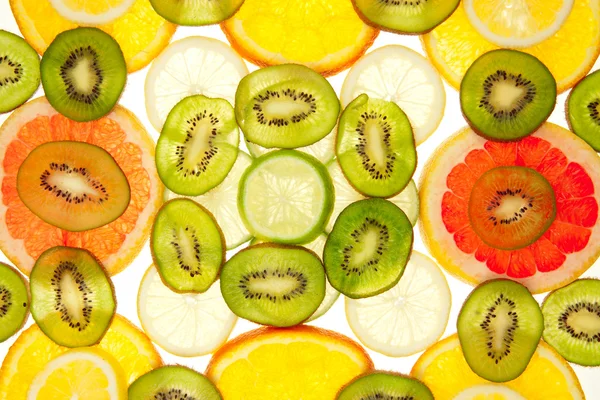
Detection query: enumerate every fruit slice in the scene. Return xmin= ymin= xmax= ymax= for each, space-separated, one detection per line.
xmin=567 ymin=69 xmax=600 ymax=151
xmin=0 ymin=97 xmax=163 ymax=276
xmin=0 ymin=262 xmax=29 ymax=343
xmin=150 ymin=0 xmax=243 ymax=26
xmin=27 ymin=347 xmax=127 ymax=400
xmin=238 ymin=150 xmax=334 ymax=244
xmin=324 ymin=198 xmax=413 ymax=299
xmin=10 ymin=0 xmax=176 ymax=73
xmin=145 ymin=36 xmax=248 ymax=132
xmin=236 ymin=64 xmax=340 ymax=149
xmin=542 ymin=278 xmax=600 ymax=366
xmin=206 ymin=326 xmax=374 ymax=399
xmin=0 ymin=30 xmax=40 ymax=114
xmin=138 ymin=265 xmax=237 ymax=357
xmin=220 ymin=244 xmax=326 ymax=327
xmin=422 ymin=0 xmax=600 ymax=93
xmin=346 ymin=251 xmax=450 ymax=357
xmin=164 ymin=151 xmax=252 ymax=250
xmin=17 ymin=141 xmax=130 ymax=232
xmin=337 ymin=371 xmax=433 ymax=400
xmin=49 ymin=0 xmax=135 ymax=25
xmin=221 ymin=0 xmax=378 ymax=76
xmin=457 ymin=279 xmax=543 ymax=382
xmin=0 ymin=314 xmax=162 ymax=399
xmin=453 ymin=385 xmax=526 ymax=400
xmin=341 ymin=45 xmax=445 ymax=145
xmin=464 ymin=0 xmax=574 ymax=48
xmin=156 ymin=95 xmax=239 ymax=196
xmin=411 ymin=334 xmax=584 ymax=400
xmin=337 ymin=94 xmax=416 ymax=198
xmin=129 ymin=366 xmax=222 ymax=400
xmin=419 ymin=123 xmax=600 ymax=293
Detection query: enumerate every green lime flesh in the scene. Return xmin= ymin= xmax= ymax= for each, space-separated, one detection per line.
xmin=0 ymin=262 xmax=29 ymax=343
xmin=129 ymin=366 xmax=222 ymax=400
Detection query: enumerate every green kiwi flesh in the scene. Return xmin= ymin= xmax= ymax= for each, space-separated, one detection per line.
xmin=41 ymin=27 xmax=126 ymax=122
xmin=128 ymin=365 xmax=222 ymax=400
xmin=337 ymin=94 xmax=416 ymax=198
xmin=457 ymin=279 xmax=543 ymax=383
xmin=542 ymin=278 xmax=600 ymax=366
xmin=337 ymin=371 xmax=434 ymax=400
xmin=460 ymin=49 xmax=556 ymax=141
xmin=0 ymin=262 xmax=29 ymax=343
xmin=567 ymin=70 xmax=600 ymax=151
xmin=220 ymin=244 xmax=326 ymax=327
xmin=0 ymin=30 xmax=40 ymax=114
xmin=156 ymin=94 xmax=240 ymax=196
xmin=235 ymin=64 xmax=340 ymax=149
xmin=323 ymin=198 xmax=413 ymax=299
xmin=352 ymin=0 xmax=460 ymax=34
xmin=30 ymin=246 xmax=116 ymax=348
xmin=149 ymin=0 xmax=245 ymax=26
xmin=151 ymin=198 xmax=225 ymax=293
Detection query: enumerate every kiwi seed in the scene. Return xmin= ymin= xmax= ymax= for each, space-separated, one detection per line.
xmin=567 ymin=70 xmax=600 ymax=151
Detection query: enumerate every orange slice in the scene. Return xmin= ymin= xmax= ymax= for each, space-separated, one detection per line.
xmin=0 ymin=97 xmax=163 ymax=276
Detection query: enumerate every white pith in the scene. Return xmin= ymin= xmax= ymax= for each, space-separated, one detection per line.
xmin=490 ymin=81 xmax=527 ymax=111
xmin=568 ymin=309 xmax=600 ymax=335
xmin=48 ymin=0 xmax=135 ymax=25
xmin=59 ymin=271 xmax=85 ymax=323
xmin=47 ymin=171 xmax=99 ymax=198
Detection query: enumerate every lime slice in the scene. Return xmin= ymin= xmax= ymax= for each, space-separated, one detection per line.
xmin=165 ymin=151 xmax=253 ymax=250
xmin=346 ymin=251 xmax=451 ymax=357
xmin=239 ymin=150 xmax=334 ymax=244
xmin=137 ymin=265 xmax=237 ymax=357
xmin=326 ymin=160 xmax=418 ymax=232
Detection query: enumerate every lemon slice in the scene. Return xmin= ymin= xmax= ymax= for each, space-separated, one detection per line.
xmin=48 ymin=0 xmax=135 ymax=25
xmin=27 ymin=348 xmax=127 ymax=400
xmin=345 ymin=251 xmax=451 ymax=357
xmin=137 ymin=265 xmax=237 ymax=357
xmin=454 ymin=385 xmax=526 ymax=400
xmin=464 ymin=0 xmax=574 ymax=48
xmin=341 ymin=45 xmax=445 ymax=145
xmin=145 ymin=36 xmax=248 ymax=131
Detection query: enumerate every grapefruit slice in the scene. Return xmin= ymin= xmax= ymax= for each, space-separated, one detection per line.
xmin=0 ymin=97 xmax=162 ymax=276
xmin=420 ymin=123 xmax=600 ymax=293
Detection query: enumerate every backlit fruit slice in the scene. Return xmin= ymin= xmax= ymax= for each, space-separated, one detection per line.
xmin=156 ymin=95 xmax=239 ymax=196
xmin=138 ymin=265 xmax=237 ymax=357
xmin=464 ymin=0 xmax=574 ymax=48
xmin=422 ymin=0 xmax=600 ymax=93
xmin=27 ymin=347 xmax=127 ymax=400
xmin=49 ymin=0 xmax=135 ymax=25
xmin=0 ymin=97 xmax=163 ymax=276
xmin=150 ymin=0 xmax=244 ymax=26
xmin=453 ymin=385 xmax=526 ymax=400
xmin=346 ymin=251 xmax=450 ymax=357
xmin=341 ymin=45 xmax=445 ymax=145
xmin=411 ymin=334 xmax=584 ymax=400
xmin=145 ymin=36 xmax=248 ymax=132
xmin=206 ymin=326 xmax=374 ymax=400
xmin=164 ymin=151 xmax=252 ymax=250
xmin=239 ymin=150 xmax=334 ymax=244
xmin=0 ymin=263 xmax=29 ymax=343
xmin=567 ymin=70 xmax=600 ymax=151
xmin=17 ymin=141 xmax=130 ymax=232
xmin=338 ymin=372 xmax=434 ymax=400
xmin=10 ymin=0 xmax=176 ymax=73
xmin=419 ymin=123 xmax=600 ymax=293
xmin=0 ymin=315 xmax=162 ymax=399
xmin=129 ymin=366 xmax=222 ymax=400
xmin=221 ymin=0 xmax=378 ymax=76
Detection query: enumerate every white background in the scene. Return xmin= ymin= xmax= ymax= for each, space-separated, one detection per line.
xmin=1 ymin=1 xmax=599 ymax=397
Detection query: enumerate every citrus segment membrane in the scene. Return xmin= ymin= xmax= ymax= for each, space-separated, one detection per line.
xmin=0 ymin=262 xmax=29 ymax=343
xmin=129 ymin=366 xmax=222 ymax=400
xmin=48 ymin=0 xmax=136 ymax=25
xmin=567 ymin=69 xmax=600 ymax=151
xmin=150 ymin=0 xmax=244 ymax=26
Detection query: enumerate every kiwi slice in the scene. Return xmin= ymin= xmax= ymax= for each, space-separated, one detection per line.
xmin=542 ymin=279 xmax=600 ymax=366
xmin=468 ymin=166 xmax=556 ymax=251
xmin=567 ymin=70 xmax=600 ymax=151
xmin=156 ymin=95 xmax=240 ymax=196
xmin=337 ymin=371 xmax=433 ymax=400
xmin=235 ymin=64 xmax=340 ymax=149
xmin=457 ymin=279 xmax=543 ymax=383
xmin=352 ymin=0 xmax=460 ymax=34
xmin=324 ymin=198 xmax=413 ymax=299
xmin=129 ymin=365 xmax=222 ymax=400
xmin=0 ymin=262 xmax=29 ymax=343
xmin=41 ymin=27 xmax=126 ymax=122
xmin=149 ymin=0 xmax=244 ymax=26
xmin=17 ymin=141 xmax=131 ymax=232
xmin=460 ymin=49 xmax=556 ymax=141
xmin=220 ymin=244 xmax=326 ymax=327
xmin=0 ymin=30 xmax=40 ymax=114
xmin=30 ymin=246 xmax=116 ymax=348
xmin=151 ymin=198 xmax=225 ymax=293
xmin=337 ymin=94 xmax=417 ymax=198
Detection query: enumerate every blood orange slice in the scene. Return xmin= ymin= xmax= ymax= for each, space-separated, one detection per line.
xmin=420 ymin=123 xmax=600 ymax=293
xmin=0 ymin=97 xmax=162 ymax=276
